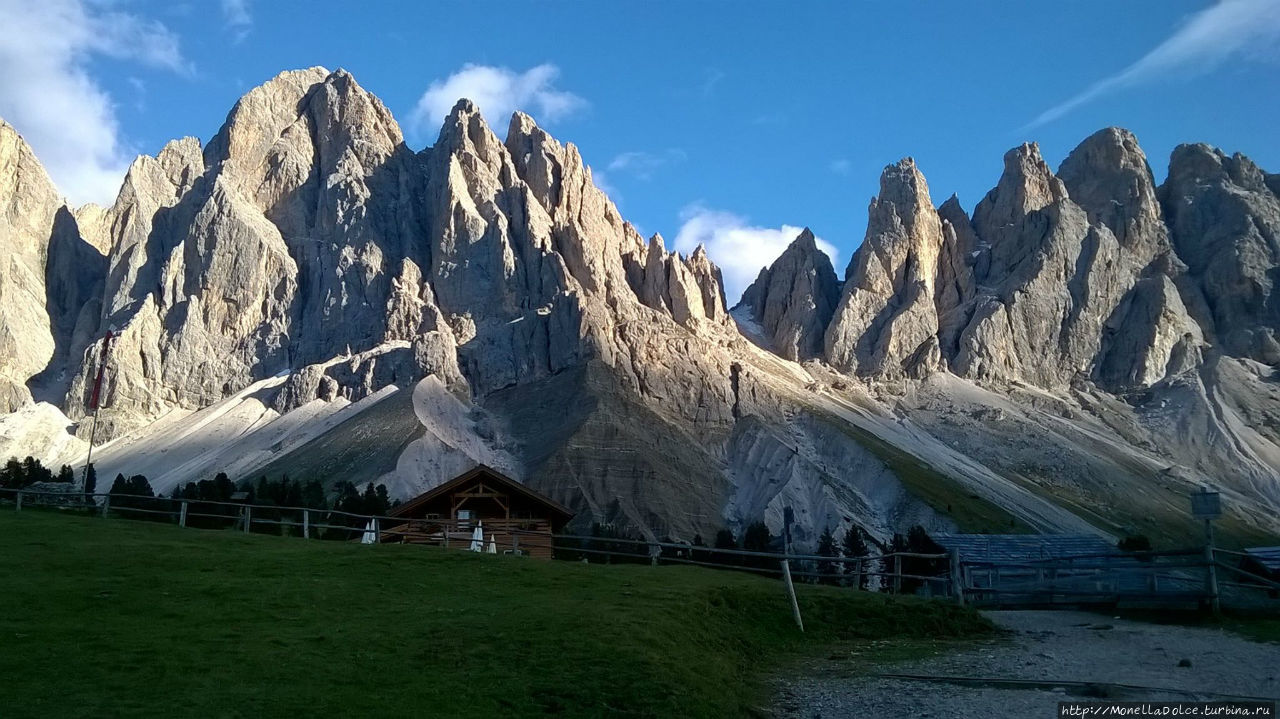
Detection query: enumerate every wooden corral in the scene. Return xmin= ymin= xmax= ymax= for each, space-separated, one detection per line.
xmin=383 ymin=466 xmax=574 ymax=559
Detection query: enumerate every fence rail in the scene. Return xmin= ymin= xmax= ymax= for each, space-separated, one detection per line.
xmin=0 ymin=486 xmax=956 ymax=597
xmin=4 ymin=486 xmax=1278 ymax=613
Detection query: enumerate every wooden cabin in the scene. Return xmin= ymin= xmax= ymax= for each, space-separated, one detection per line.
xmin=384 ymin=465 xmax=574 ymax=559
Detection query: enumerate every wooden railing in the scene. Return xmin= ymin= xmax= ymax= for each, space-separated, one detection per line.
xmin=9 ymin=485 xmax=1276 ymax=612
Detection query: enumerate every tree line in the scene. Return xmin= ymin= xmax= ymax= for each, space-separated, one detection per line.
xmin=0 ymin=456 xmax=397 ymax=539
xmin=552 ymin=517 xmax=950 ymax=594
xmin=1 ymin=456 xmax=77 ymax=489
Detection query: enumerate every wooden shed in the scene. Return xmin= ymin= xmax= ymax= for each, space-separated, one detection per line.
xmin=383 ymin=465 xmax=574 ymax=559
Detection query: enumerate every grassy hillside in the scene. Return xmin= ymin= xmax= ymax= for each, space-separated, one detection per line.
xmin=0 ymin=512 xmax=991 ymax=718
xmin=811 ymin=407 xmax=1033 ymax=534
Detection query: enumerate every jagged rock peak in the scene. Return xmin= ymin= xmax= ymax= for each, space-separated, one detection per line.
xmin=1161 ymin=142 xmax=1280 ymax=363
xmin=1058 ymin=127 xmax=1167 ymax=255
xmin=737 ymin=228 xmax=839 ymax=361
xmin=436 ymin=96 xmax=502 ymax=158
xmin=984 ymin=142 xmax=1068 ymax=219
xmin=824 ymin=158 xmax=944 ymax=377
xmin=505 ymin=110 xmax=566 ymax=214
xmin=204 ymin=67 xmax=332 ymax=168
xmin=1167 ymin=143 xmax=1274 ymax=194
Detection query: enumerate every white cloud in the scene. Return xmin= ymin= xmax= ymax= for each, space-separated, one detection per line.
xmin=829 ymin=158 xmax=851 ymax=175
xmin=221 ymin=0 xmax=252 ymax=42
xmin=607 ymin=148 xmax=687 ymax=180
xmin=411 ymin=63 xmax=586 ymax=135
xmin=672 ymin=204 xmax=838 ymax=306
xmin=0 ymin=0 xmax=188 ymax=206
xmin=1029 ymin=0 xmax=1280 ymax=128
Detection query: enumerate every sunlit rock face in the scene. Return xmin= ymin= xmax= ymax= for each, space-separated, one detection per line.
xmin=3 ymin=69 xmax=1280 ymax=544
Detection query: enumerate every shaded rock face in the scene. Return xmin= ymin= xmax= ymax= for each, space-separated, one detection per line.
xmin=1160 ymin=144 xmax=1280 ymax=364
xmin=735 ymin=228 xmax=839 ymax=360
xmin=0 ymin=122 xmax=108 ymax=412
xmin=0 ymin=120 xmax=62 ymax=412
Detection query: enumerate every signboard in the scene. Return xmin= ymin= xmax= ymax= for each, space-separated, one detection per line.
xmin=1190 ymin=487 xmax=1222 ymax=520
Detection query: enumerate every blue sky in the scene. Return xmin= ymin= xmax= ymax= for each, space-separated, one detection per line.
xmin=3 ymin=1 xmax=1279 ymax=302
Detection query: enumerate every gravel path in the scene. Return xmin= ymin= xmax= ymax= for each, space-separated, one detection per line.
xmin=773 ymin=610 xmax=1280 ymax=718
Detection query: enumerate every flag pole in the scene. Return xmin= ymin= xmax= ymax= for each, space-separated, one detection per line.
xmin=81 ymin=330 xmax=114 ymax=491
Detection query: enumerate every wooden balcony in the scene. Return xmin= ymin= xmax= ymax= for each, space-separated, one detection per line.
xmin=382 ymin=517 xmax=555 ymax=559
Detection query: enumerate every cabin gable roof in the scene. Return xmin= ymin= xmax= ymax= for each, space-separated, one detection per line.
xmin=388 ymin=465 xmax=574 ymax=520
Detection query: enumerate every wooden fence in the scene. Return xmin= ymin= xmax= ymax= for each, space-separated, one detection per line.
xmin=4 ymin=486 xmax=1278 ymax=614
xmin=0 ymin=486 xmax=955 ymax=596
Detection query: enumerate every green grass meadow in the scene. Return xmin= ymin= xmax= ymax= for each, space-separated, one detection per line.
xmin=0 ymin=511 xmax=992 ymax=718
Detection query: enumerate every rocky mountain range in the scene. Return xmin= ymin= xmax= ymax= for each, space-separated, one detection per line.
xmin=2 ymin=67 xmax=1278 ymax=547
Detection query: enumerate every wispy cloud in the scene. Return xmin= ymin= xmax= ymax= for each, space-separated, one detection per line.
xmin=411 ymin=63 xmax=586 ymax=136
xmin=673 ymin=204 xmax=838 ymax=305
xmin=607 ymin=149 xmax=687 ymax=181
xmin=700 ymin=68 xmax=726 ymax=97
xmin=0 ymin=0 xmax=189 ymax=206
xmin=1029 ymin=0 xmax=1280 ymax=128
xmin=829 ymin=159 xmax=852 ymax=175
xmin=221 ymin=0 xmax=252 ymax=43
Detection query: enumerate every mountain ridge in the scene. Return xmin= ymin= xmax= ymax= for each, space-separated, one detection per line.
xmin=2 ymin=66 xmax=1278 ymax=547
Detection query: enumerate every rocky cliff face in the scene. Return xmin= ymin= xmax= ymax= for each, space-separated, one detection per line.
xmin=739 ymin=127 xmax=1280 ymax=539
xmin=2 ymin=69 xmax=1279 ymax=545
xmin=1160 ymin=144 xmax=1280 ymax=365
xmin=735 ymin=228 xmax=838 ymax=360
xmin=825 ymin=158 xmax=944 ymax=379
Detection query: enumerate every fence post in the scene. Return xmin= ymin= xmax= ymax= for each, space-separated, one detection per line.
xmin=243 ymin=506 xmax=251 ymax=534
xmin=950 ymin=549 xmax=965 ymax=605
xmin=373 ymin=518 xmax=380 ymax=543
xmin=1204 ymin=524 xmax=1220 ymax=615
xmin=893 ymin=554 xmax=902 ymax=594
xmin=179 ymin=500 xmax=188 ymax=528
xmin=15 ymin=490 xmax=22 ymax=512
xmin=303 ymin=509 xmax=310 ymax=539
xmin=780 ymin=559 xmax=804 ymax=632
xmin=101 ymin=494 xmax=110 ymax=518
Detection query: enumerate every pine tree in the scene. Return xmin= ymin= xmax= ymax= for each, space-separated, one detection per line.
xmin=57 ymin=465 xmax=75 ymax=483
xmin=841 ymin=526 xmax=870 ymax=589
xmin=1 ymin=457 xmax=22 ymax=489
xmin=711 ymin=528 xmax=737 ymax=566
xmin=742 ymin=521 xmax=772 ymax=553
xmin=83 ymin=463 xmax=97 ymax=496
xmin=816 ymin=527 xmax=839 ymax=584
xmin=742 ymin=521 xmax=774 ymax=570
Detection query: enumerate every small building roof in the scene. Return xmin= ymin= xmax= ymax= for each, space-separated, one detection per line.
xmin=388 ymin=464 xmax=575 ymax=521
xmin=1243 ymin=546 xmax=1280 ymax=573
xmin=931 ymin=534 xmax=1116 ymax=563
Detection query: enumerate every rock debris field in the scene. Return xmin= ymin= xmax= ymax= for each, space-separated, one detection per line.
xmin=774 ymin=610 xmax=1280 ymax=719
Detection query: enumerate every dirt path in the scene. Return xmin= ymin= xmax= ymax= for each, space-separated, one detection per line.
xmin=773 ymin=610 xmax=1280 ymax=718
